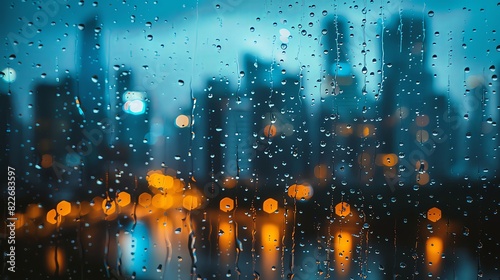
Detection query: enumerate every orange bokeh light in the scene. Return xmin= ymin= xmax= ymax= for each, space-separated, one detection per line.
xmin=183 ymin=194 xmax=201 ymax=210
xmin=376 ymin=153 xmax=398 ymax=167
xmin=287 ymin=184 xmax=313 ymax=200
xmin=427 ymin=207 xmax=442 ymax=223
xmin=416 ymin=173 xmax=430 ymax=185
xmin=56 ymin=200 xmax=71 ymax=216
xmin=335 ymin=202 xmax=351 ymax=217
xmin=219 ymin=197 xmax=235 ymax=212
xmin=116 ymin=191 xmax=131 ymax=207
xmin=46 ymin=209 xmax=57 ymax=225
xmin=263 ymin=198 xmax=278 ymax=214
xmin=152 ymin=193 xmax=174 ymax=209
xmin=102 ymin=199 xmax=116 ymax=215
xmin=138 ymin=193 xmax=152 ymax=208
xmin=263 ymin=124 xmax=277 ymax=138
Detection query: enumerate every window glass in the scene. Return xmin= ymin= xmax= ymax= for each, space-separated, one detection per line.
xmin=1 ymin=1 xmax=499 ymax=279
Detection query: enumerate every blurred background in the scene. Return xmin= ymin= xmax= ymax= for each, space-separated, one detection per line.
xmin=1 ymin=0 xmax=499 ymax=279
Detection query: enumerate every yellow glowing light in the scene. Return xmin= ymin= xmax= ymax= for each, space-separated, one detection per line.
xmin=116 ymin=192 xmax=131 ymax=207
xmin=334 ymin=231 xmax=352 ymax=272
xmin=147 ymin=173 xmax=174 ymax=190
xmin=263 ymin=124 xmax=277 ymax=138
xmin=261 ymin=223 xmax=280 ymax=249
xmin=261 ymin=223 xmax=280 ymax=276
xmin=91 ymin=196 xmax=104 ymax=209
xmin=427 ymin=207 xmax=442 ymax=223
xmin=138 ymin=193 xmax=152 ymax=207
xmin=426 ymin=237 xmax=443 ymax=270
xmin=263 ymin=198 xmax=278 ymax=214
xmin=219 ymin=221 xmax=234 ymax=251
xmin=219 ymin=197 xmax=235 ymax=212
xmin=46 ymin=246 xmax=65 ymax=276
xmin=46 ymin=209 xmax=57 ymax=225
xmin=287 ymin=184 xmax=313 ymax=200
xmin=152 ymin=193 xmax=174 ymax=209
xmin=175 ymin=114 xmax=190 ymax=128
xmin=314 ymin=164 xmax=328 ymax=179
xmin=416 ymin=173 xmax=430 ymax=185
xmin=376 ymin=153 xmax=398 ymax=167
xmin=357 ymin=124 xmax=374 ymax=138
xmin=102 ymin=199 xmax=116 ymax=215
xmin=173 ymin=178 xmax=184 ymax=193
xmin=183 ymin=194 xmax=201 ymax=210
xmin=416 ymin=115 xmax=430 ymax=127
xmin=41 ymin=154 xmax=53 ymax=168
xmin=416 ymin=130 xmax=429 ymax=143
xmin=335 ymin=202 xmax=350 ymax=217
xmin=56 ymin=200 xmax=71 ymax=216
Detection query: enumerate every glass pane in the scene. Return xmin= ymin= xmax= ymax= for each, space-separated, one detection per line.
xmin=1 ymin=0 xmax=499 ymax=279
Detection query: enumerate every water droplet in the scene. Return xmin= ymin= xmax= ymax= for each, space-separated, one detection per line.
xmin=78 ymin=24 xmax=85 ymax=30
xmin=9 ymin=54 xmax=16 ymax=60
xmin=462 ymin=226 xmax=470 ymax=236
xmin=147 ymin=34 xmax=153 ymax=41
xmin=91 ymin=75 xmax=98 ymax=83
xmin=428 ymin=11 xmax=434 ymax=17
xmin=178 ymin=80 xmax=184 ymax=86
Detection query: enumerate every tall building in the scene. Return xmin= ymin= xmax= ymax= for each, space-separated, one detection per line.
xmin=34 ymin=77 xmax=84 ymax=200
xmin=74 ymin=15 xmax=110 ymax=184
xmin=381 ymin=14 xmax=450 ymax=187
xmin=315 ymin=16 xmax=362 ymax=186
